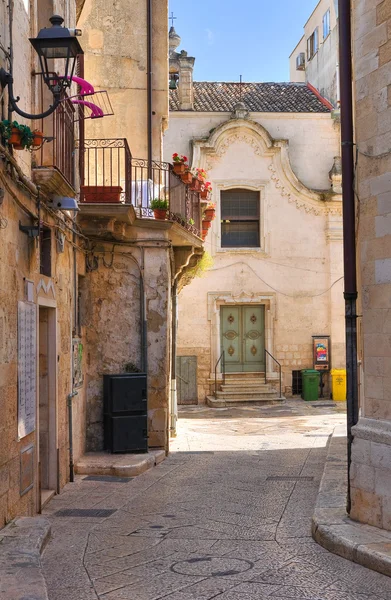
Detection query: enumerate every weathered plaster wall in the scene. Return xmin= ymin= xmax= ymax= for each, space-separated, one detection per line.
xmin=78 ymin=0 xmax=168 ymax=160
xmin=165 ymin=114 xmax=344 ymax=402
xmin=81 ymin=235 xmax=172 ymax=451
xmin=350 ymin=0 xmax=391 ymax=530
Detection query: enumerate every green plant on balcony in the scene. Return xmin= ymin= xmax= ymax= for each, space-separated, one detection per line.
xmin=0 ymin=120 xmax=35 ymax=150
xmin=150 ymin=198 xmax=168 ymax=220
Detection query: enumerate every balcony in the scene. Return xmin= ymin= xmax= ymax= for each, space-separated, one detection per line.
xmin=32 ymin=93 xmax=77 ymax=198
xmin=78 ymin=139 xmax=202 ymax=243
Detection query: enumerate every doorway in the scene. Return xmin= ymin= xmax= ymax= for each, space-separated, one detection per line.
xmin=38 ymin=306 xmax=57 ymax=508
xmin=220 ymin=305 xmax=265 ymax=372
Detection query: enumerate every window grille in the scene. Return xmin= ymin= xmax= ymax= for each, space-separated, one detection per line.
xmin=221 ymin=189 xmax=260 ymax=248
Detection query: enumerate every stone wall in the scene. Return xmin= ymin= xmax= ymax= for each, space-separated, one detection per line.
xmin=350 ymin=0 xmax=391 ymax=530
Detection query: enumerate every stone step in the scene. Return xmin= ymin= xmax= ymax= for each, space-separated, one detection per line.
xmin=220 ymin=383 xmax=271 ymax=391
xmin=225 ymin=372 xmax=265 ymax=379
xmin=216 ymin=390 xmax=279 ymax=400
xmin=206 ymin=396 xmax=284 ymax=408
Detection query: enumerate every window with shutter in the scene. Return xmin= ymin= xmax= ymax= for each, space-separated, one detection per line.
xmin=221 ymin=189 xmax=260 ymax=248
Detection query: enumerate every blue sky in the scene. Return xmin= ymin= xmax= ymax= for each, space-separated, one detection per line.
xmin=169 ymin=0 xmax=318 ymax=83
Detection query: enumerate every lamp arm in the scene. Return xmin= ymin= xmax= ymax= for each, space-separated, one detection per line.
xmin=0 ymin=68 xmax=61 ymax=120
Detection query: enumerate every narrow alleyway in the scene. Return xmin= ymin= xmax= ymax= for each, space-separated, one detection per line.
xmin=42 ymin=401 xmax=391 ymax=600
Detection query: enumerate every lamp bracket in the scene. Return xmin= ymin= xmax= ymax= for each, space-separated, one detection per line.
xmin=0 ymin=68 xmax=61 ymax=120
xmin=19 ymin=221 xmax=40 ymax=238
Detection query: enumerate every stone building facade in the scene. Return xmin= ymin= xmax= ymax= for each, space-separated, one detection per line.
xmin=165 ymin=30 xmax=344 ymax=405
xmin=290 ymin=0 xmax=339 ymax=107
xmin=349 ymin=0 xmax=391 ymax=530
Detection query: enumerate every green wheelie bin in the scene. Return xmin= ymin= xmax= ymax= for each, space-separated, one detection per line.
xmin=301 ymin=369 xmax=320 ymax=401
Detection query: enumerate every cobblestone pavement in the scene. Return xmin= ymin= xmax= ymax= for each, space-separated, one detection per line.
xmin=42 ymin=401 xmax=391 ymax=600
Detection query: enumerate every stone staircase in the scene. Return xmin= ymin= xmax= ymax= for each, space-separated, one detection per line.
xmin=206 ymin=372 xmax=285 ymax=408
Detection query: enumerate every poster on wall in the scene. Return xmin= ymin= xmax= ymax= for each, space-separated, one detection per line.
xmin=312 ymin=336 xmax=330 ymax=371
xmin=18 ymin=301 xmax=37 ymax=439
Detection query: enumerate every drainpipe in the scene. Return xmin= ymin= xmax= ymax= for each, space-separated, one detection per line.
xmin=67 ymin=391 xmax=78 ymax=482
xmin=338 ymin=0 xmax=359 ymax=514
xmin=170 ymin=280 xmax=178 ymax=436
xmin=147 ymin=0 xmax=153 ymax=178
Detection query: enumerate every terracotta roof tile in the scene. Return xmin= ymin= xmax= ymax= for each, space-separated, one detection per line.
xmin=169 ymin=82 xmax=331 ymax=113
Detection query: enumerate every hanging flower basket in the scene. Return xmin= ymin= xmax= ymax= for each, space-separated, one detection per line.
xmin=203 ymin=208 xmax=216 ymax=222
xmin=32 ymin=130 xmax=44 ymax=147
xmin=181 ymin=171 xmax=193 ymax=185
xmin=153 ymin=209 xmax=167 ymax=220
xmin=173 ymin=162 xmax=186 ymax=175
xmin=9 ymin=127 xmax=24 ymax=149
xmin=190 ymin=177 xmax=201 ymax=192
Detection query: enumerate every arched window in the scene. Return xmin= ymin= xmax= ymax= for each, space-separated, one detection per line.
xmin=221 ymin=189 xmax=260 ymax=248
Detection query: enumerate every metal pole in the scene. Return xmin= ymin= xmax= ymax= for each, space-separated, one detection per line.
xmin=147 ymin=0 xmax=153 ymax=178
xmin=338 ymin=0 xmax=359 ymax=514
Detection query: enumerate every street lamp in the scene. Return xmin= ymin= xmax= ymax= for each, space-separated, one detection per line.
xmin=0 ymin=15 xmax=83 ymax=120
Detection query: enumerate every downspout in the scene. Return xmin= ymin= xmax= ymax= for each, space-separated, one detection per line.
xmin=338 ymin=0 xmax=359 ymax=514
xmin=68 ymin=217 xmax=78 ymax=484
xmin=170 ymin=280 xmax=178 ymax=436
xmin=147 ymin=0 xmax=152 ymax=178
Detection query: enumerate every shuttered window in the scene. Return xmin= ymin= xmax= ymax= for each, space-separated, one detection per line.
xmin=221 ymin=189 xmax=260 ymax=248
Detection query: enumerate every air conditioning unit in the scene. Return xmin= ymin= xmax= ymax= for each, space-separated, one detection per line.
xmin=296 ymin=52 xmax=305 ymax=71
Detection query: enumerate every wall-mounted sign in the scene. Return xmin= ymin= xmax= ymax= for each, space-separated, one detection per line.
xmin=312 ymin=336 xmax=330 ymax=371
xmin=18 ymin=302 xmax=37 ymax=438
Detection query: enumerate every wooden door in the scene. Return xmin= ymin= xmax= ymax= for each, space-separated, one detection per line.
xmin=221 ymin=306 xmax=265 ymax=372
xmin=176 ymin=356 xmax=198 ymax=404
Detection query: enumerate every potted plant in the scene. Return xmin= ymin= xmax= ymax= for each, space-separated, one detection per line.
xmin=203 ymin=202 xmax=216 ymax=222
xmin=0 ymin=120 xmax=34 ymax=150
xmin=181 ymin=167 xmax=193 ymax=185
xmin=190 ymin=176 xmax=201 ymax=192
xmin=172 ymin=153 xmax=188 ymax=175
xmin=32 ymin=130 xmax=44 ymax=147
xmin=150 ymin=198 xmax=168 ymax=220
xmin=202 ymin=219 xmax=212 ymax=230
xmin=201 ymin=181 xmax=212 ymax=200
xmin=195 ymin=168 xmax=207 ymax=182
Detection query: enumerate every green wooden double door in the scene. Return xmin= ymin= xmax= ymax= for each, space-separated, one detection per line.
xmin=221 ymin=305 xmax=265 ymax=372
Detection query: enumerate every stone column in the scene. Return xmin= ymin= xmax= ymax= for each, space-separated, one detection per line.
xmin=350 ymin=0 xmax=391 ymax=530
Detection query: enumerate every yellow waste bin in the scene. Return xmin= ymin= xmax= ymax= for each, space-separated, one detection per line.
xmin=331 ymin=369 xmax=347 ymax=401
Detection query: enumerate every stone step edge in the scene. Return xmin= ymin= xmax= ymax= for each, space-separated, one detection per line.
xmin=75 ymin=449 xmax=166 ymax=478
xmin=0 ymin=516 xmax=51 ymax=600
xmin=312 ymin=426 xmax=391 ymax=578
xmin=206 ymin=396 xmax=285 ymax=408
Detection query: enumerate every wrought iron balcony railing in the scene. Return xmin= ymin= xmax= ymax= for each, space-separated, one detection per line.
xmin=79 ymin=139 xmax=202 ymax=238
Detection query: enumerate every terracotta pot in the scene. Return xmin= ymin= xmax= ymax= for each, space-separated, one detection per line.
xmin=200 ymin=189 xmax=209 ymax=200
xmin=181 ymin=172 xmax=193 ymax=184
xmin=201 ymin=229 xmax=208 ymax=240
xmin=190 ymin=177 xmax=201 ymax=192
xmin=203 ymin=208 xmax=215 ymax=221
xmin=81 ymin=185 xmax=123 ymax=203
xmin=9 ymin=128 xmax=23 ymax=149
xmin=202 ymin=219 xmax=211 ymax=230
xmin=153 ymin=208 xmax=167 ymax=220
xmin=173 ymin=162 xmax=186 ymax=175
xmin=32 ymin=131 xmax=44 ymax=147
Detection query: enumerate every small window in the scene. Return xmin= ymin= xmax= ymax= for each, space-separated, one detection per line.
xmin=307 ymin=27 xmax=319 ymax=60
xmin=40 ymin=227 xmax=51 ymax=277
xmin=323 ymin=10 xmax=330 ymax=40
xmin=221 ymin=189 xmax=260 ymax=248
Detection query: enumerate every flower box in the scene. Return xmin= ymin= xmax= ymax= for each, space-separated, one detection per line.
xmin=9 ymin=128 xmax=23 ymax=149
xmin=181 ymin=172 xmax=193 ymax=185
xmin=81 ymin=185 xmax=123 ymax=203
xmin=153 ymin=208 xmax=167 ymax=220
xmin=203 ymin=208 xmax=216 ymax=221
xmin=173 ymin=162 xmax=186 ymax=175
xmin=190 ymin=177 xmax=201 ymax=192
xmin=202 ymin=219 xmax=211 ymax=230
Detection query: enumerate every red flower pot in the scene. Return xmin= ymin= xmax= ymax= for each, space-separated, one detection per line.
xmin=200 ymin=189 xmax=209 ymax=200
xmin=202 ymin=220 xmax=211 ymax=230
xmin=153 ymin=208 xmax=167 ymax=220
xmin=181 ymin=172 xmax=193 ymax=184
xmin=173 ymin=162 xmax=186 ymax=175
xmin=32 ymin=131 xmax=44 ymax=147
xmin=203 ymin=208 xmax=215 ymax=221
xmin=9 ymin=128 xmax=23 ymax=149
xmin=190 ymin=177 xmax=201 ymax=192
xmin=202 ymin=229 xmax=209 ymax=240
xmin=81 ymin=185 xmax=123 ymax=203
